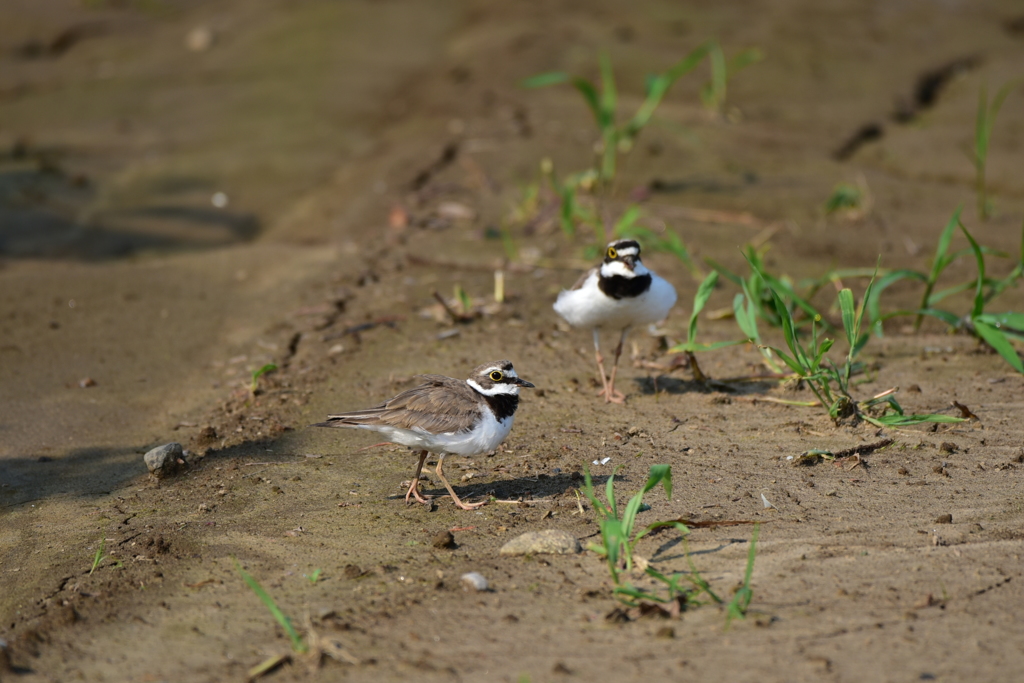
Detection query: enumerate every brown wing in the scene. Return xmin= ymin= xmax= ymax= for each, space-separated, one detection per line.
xmin=569 ymin=267 xmax=597 ymax=291
xmin=316 ymin=375 xmax=482 ymax=433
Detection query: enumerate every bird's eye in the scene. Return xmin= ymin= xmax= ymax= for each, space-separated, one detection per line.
xmin=490 ymin=371 xmax=503 ymax=382
xmin=607 ymin=247 xmax=617 ymax=259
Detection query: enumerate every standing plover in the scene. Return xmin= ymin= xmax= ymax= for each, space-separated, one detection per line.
xmin=314 ymin=360 xmax=534 ymax=510
xmin=554 ymin=239 xmax=677 ymax=403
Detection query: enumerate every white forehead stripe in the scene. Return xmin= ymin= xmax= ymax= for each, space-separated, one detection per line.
xmin=481 ymin=365 xmax=517 ymax=378
xmin=615 ymin=247 xmax=639 ymax=257
xmin=467 ymin=379 xmax=519 ymax=396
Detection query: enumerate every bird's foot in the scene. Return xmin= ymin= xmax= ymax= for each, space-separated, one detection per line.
xmin=404 ymin=481 xmax=433 ymax=506
xmin=596 ymin=386 xmax=626 ymax=404
xmin=450 ymin=494 xmax=489 ymax=511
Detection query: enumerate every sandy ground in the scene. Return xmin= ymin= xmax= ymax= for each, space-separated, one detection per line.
xmin=2 ymin=1 xmax=1024 ymax=681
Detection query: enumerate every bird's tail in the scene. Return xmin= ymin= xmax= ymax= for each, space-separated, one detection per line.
xmin=311 ymin=412 xmax=380 ymax=428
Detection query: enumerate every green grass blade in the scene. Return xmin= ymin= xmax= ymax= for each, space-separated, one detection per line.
xmin=768 ymin=345 xmax=807 ymax=376
xmin=681 ymin=537 xmax=723 ymax=603
xmin=984 ymin=220 xmax=1024 ymax=302
xmin=915 ymin=308 xmax=964 ymax=329
xmin=974 ymin=321 xmax=1024 ymax=373
xmin=600 ymin=518 xmax=624 ymax=578
xmin=688 ymin=271 xmax=719 ymax=346
xmin=918 ymin=207 xmax=962 ymax=330
xmin=677 ymin=339 xmax=750 ymax=352
xmin=521 ymin=72 xmax=570 ymax=88
xmin=866 ymin=270 xmax=927 ymax=335
xmin=745 ymin=256 xmax=807 ymax=364
xmin=838 ymin=289 xmax=856 ymax=350
xmin=726 ymin=523 xmax=759 ymax=626
xmin=926 ymin=281 xmax=976 ymax=306
xmin=733 ymin=292 xmax=758 ymax=342
xmin=569 ymin=77 xmax=604 ymax=128
xmin=701 ymin=41 xmax=727 ymax=110
xmin=581 ymin=465 xmax=609 ymax=518
xmin=605 ymin=466 xmax=620 ymax=519
xmin=872 ymin=414 xmax=965 ymax=427
xmin=234 ymin=559 xmax=307 ymax=653
xmin=621 ymin=465 xmax=671 ymax=537
xmin=624 ymin=42 xmax=712 ymax=138
xmin=976 ymin=312 xmax=1024 ymax=331
xmin=850 ymin=265 xmax=878 ymax=357
xmin=704 ymin=258 xmax=745 ymax=288
xmin=612 ymin=205 xmax=642 ymax=237
xmin=958 ymin=219 xmax=986 ymax=319
xmin=633 ymin=520 xmax=689 ymax=546
xmin=974 ymin=81 xmax=988 ymax=169
xmin=599 ymin=52 xmax=617 ymax=127
xmin=728 ymin=47 xmax=764 ymax=74
xmin=557 ymin=184 xmax=577 ymax=237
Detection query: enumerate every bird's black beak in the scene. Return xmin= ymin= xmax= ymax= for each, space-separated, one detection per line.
xmin=512 ymin=377 xmax=535 ymax=388
xmin=621 ymin=255 xmax=638 ymax=270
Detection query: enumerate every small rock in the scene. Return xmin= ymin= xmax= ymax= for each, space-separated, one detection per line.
xmin=436 ymin=201 xmax=475 ymax=221
xmin=144 ymin=443 xmax=186 ymax=478
xmin=78 ymin=377 xmax=96 ymax=388
xmin=431 ymin=530 xmax=456 ymax=549
xmin=343 ymin=564 xmax=363 ymax=580
xmin=185 ymin=26 xmax=214 ymax=52
xmin=499 ymin=529 xmax=581 ymax=556
xmin=934 ymin=514 xmax=953 ymax=524
xmin=0 ymin=638 xmax=12 ymax=674
xmin=460 ymin=572 xmax=488 ymax=591
xmin=939 ymin=442 xmax=958 ymax=454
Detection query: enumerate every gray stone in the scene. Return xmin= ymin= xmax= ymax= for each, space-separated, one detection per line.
xmin=460 ymin=572 xmax=489 ymax=591
xmin=144 ymin=442 xmax=186 ymax=478
xmin=499 ymin=529 xmax=581 ymax=556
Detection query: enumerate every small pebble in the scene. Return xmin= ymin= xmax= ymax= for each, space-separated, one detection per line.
xmin=460 ymin=572 xmax=488 ymax=591
xmin=499 ymin=529 xmax=581 ymax=556
xmin=934 ymin=514 xmax=952 ymax=524
xmin=144 ymin=443 xmax=186 ymax=478
xmin=185 ymin=26 xmax=215 ymax=52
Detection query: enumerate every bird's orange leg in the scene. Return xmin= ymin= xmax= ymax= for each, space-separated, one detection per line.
xmin=436 ymin=456 xmax=487 ymax=510
xmin=599 ymin=328 xmax=628 ymax=404
xmin=404 ymin=450 xmax=432 ymax=505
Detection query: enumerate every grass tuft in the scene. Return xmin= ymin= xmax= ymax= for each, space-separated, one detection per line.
xmin=234 ymin=558 xmax=308 ymax=654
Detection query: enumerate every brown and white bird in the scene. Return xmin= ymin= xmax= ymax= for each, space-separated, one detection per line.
xmin=313 ymin=360 xmax=534 ymax=510
xmin=554 ymin=239 xmax=677 ymax=403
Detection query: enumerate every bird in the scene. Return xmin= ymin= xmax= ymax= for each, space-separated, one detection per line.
xmin=553 ymin=239 xmax=677 ymax=403
xmin=313 ymin=360 xmax=534 ymax=510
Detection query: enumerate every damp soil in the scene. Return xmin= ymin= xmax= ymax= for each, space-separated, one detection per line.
xmin=3 ymin=1 xmax=1024 ymax=681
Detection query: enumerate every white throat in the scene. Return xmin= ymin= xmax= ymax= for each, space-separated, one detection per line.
xmin=467 ymin=379 xmax=519 ymax=396
xmin=601 ymin=260 xmax=649 ymax=279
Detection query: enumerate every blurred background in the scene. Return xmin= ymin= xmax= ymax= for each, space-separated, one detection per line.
xmin=2 ymin=0 xmax=1023 ymax=498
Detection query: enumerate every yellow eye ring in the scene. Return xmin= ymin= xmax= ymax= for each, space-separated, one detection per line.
xmin=490 ymin=371 xmax=503 ymax=382
xmin=607 ymin=247 xmax=617 ymax=259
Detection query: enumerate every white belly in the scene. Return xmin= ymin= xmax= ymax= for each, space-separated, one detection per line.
xmin=554 ymin=271 xmax=677 ymax=329
xmin=355 ymin=412 xmax=514 ymax=456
